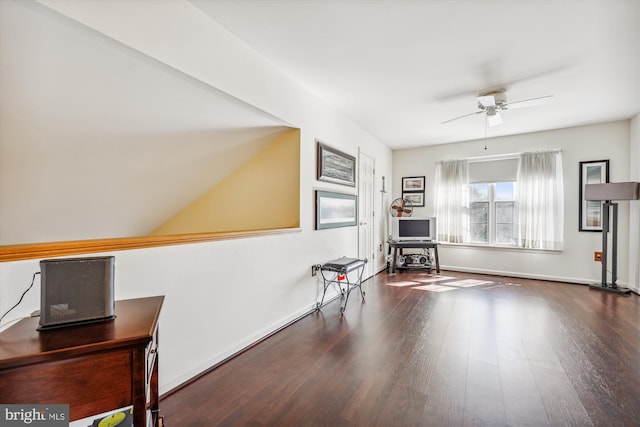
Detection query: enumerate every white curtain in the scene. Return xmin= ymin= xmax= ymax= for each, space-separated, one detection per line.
xmin=517 ymin=151 xmax=564 ymax=250
xmin=435 ymin=159 xmax=469 ymax=243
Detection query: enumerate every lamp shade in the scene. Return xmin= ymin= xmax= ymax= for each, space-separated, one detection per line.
xmin=585 ymin=182 xmax=640 ymax=201
xmin=486 ymin=109 xmax=503 ymax=127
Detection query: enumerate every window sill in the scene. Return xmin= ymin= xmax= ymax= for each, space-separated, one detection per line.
xmin=438 ymin=241 xmax=562 ymax=254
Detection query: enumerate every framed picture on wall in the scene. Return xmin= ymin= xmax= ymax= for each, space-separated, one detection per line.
xmin=579 ymin=159 xmax=609 ymax=231
xmin=402 ymin=176 xmax=425 ymax=207
xmin=315 ymin=190 xmax=358 ymax=229
xmin=402 ymin=192 xmax=424 ymax=207
xmin=317 ymin=141 xmax=356 ymax=187
xmin=402 ymin=176 xmax=425 ymax=192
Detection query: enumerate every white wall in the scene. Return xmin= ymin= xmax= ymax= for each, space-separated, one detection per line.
xmin=0 ymin=0 xmax=392 ymax=394
xmin=629 ymin=114 xmax=640 ymax=293
xmin=0 ymin=0 xmax=296 ymax=244
xmin=629 ymin=1 xmax=640 ymax=293
xmin=393 ymin=121 xmax=632 ymax=286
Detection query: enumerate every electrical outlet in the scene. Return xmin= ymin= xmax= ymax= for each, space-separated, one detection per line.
xmin=594 ymin=251 xmax=603 ymax=262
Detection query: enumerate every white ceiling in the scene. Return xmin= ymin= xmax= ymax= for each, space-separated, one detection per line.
xmin=191 ymin=0 xmax=640 ymax=149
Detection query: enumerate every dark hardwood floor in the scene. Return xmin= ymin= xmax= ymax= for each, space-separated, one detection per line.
xmin=161 ymin=270 xmax=640 ymax=426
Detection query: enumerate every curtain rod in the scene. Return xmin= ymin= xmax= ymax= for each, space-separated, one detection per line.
xmin=468 ymin=152 xmax=520 ymax=163
xmin=439 ymin=149 xmax=562 ymax=164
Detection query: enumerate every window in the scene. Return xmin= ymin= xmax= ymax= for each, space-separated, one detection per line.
xmin=470 ymin=183 xmax=488 ymax=243
xmin=469 ymin=182 xmax=517 ymax=246
xmin=495 ymin=182 xmax=516 ymax=245
xmin=435 ymin=151 xmax=563 ymax=250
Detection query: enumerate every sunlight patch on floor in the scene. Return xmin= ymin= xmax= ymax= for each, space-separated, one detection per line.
xmin=411 ymin=278 xmax=497 ymax=292
xmin=413 ymin=284 xmax=458 ymax=292
xmin=385 ymin=274 xmax=507 ymax=293
xmin=415 ymin=276 xmax=455 ymax=283
xmin=386 ymin=281 xmax=421 ymax=287
xmin=445 ymin=279 xmax=493 ymax=288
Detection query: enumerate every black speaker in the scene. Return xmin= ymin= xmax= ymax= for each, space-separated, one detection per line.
xmin=38 ymin=256 xmax=115 ymax=330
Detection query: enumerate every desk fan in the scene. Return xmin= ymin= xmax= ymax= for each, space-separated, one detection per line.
xmin=389 ymin=198 xmax=413 ymax=217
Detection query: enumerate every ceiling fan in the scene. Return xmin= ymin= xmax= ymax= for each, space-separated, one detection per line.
xmin=442 ymin=91 xmax=554 ymax=127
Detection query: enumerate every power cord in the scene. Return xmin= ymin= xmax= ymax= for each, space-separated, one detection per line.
xmin=0 ymin=271 xmax=40 ymax=326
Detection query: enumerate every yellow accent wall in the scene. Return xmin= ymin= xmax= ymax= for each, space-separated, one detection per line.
xmin=151 ymin=128 xmax=300 ymax=235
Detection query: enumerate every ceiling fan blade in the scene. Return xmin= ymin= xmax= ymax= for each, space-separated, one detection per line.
xmin=477 ymin=95 xmax=496 ymax=108
xmin=442 ymin=110 xmax=483 ymax=125
xmin=505 ymin=95 xmax=555 ymax=110
xmin=487 ymin=111 xmax=503 ymax=127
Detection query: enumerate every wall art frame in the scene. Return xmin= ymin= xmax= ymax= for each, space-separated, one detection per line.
xmin=317 ymin=141 xmax=356 ymax=187
xmin=402 ymin=192 xmax=424 ymax=207
xmin=579 ymin=159 xmax=609 ymax=232
xmin=402 ymin=176 xmax=425 ymax=192
xmin=315 ymin=190 xmax=358 ymax=230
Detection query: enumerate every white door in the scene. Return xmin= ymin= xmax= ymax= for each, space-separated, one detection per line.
xmin=358 ymin=150 xmax=375 ymax=280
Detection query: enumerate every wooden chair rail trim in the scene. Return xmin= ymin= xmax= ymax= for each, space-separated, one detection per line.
xmin=0 ymin=228 xmax=302 ymax=262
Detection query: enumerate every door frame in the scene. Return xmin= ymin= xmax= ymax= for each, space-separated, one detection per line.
xmin=358 ymin=149 xmax=375 ymax=280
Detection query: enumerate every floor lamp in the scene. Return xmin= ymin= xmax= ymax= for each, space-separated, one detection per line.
xmin=585 ymin=182 xmax=640 ymax=294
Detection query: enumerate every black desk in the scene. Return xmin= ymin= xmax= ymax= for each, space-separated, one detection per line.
xmin=388 ymin=240 xmax=440 ymax=273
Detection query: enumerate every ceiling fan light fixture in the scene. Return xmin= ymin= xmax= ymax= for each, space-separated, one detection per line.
xmin=486 ymin=109 xmax=503 ymax=127
xmin=442 ymin=91 xmax=552 ymax=127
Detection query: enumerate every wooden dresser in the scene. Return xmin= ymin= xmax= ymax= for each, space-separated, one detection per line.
xmin=0 ymin=295 xmax=164 ymax=426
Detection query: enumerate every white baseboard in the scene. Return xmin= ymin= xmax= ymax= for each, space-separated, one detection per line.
xmin=438 ymin=265 xmax=640 ymax=295
xmin=438 ymin=264 xmax=595 ymax=285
